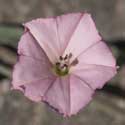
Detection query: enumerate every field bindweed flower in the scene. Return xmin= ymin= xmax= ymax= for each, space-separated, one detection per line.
xmin=12 ymin=12 xmax=117 ymax=117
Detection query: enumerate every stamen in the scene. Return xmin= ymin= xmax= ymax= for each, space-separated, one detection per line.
xmin=70 ymin=58 xmax=79 ymax=66
xmin=59 ymin=56 xmax=63 ymax=60
xmin=56 ymin=62 xmax=60 ymax=66
xmin=64 ymin=54 xmax=68 ymax=60
xmin=54 ymin=53 xmax=78 ymax=76
xmin=69 ymin=53 xmax=72 ymax=59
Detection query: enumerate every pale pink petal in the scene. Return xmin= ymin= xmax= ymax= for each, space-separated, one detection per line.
xmin=12 ymin=31 xmax=55 ymax=96
xmin=56 ymin=13 xmax=83 ymax=54
xmin=69 ymin=74 xmax=93 ymax=115
xmin=24 ymin=18 xmax=60 ymax=63
xmin=18 ymin=31 xmax=48 ymax=61
xmin=63 ymin=13 xmax=101 ymax=62
xmin=43 ymin=76 xmax=70 ymax=116
xmin=70 ymin=41 xmax=117 ymax=90
xmin=12 ymin=31 xmax=56 ymax=102
xmin=12 ymin=56 xmax=53 ymax=88
xmin=23 ymin=77 xmax=56 ymax=102
xmin=71 ymin=64 xmax=117 ymax=90
xmin=43 ymin=75 xmax=93 ymax=116
xmin=76 ymin=41 xmax=116 ymax=67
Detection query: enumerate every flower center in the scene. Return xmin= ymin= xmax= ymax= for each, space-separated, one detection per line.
xmin=54 ymin=53 xmax=78 ymax=76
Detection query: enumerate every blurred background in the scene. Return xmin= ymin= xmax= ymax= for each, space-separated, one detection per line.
xmin=0 ymin=0 xmax=125 ymax=125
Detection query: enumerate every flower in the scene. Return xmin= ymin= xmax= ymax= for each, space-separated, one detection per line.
xmin=12 ymin=12 xmax=117 ymax=117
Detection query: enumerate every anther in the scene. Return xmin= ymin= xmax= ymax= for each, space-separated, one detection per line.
xmin=69 ymin=53 xmax=72 ymax=59
xmin=56 ymin=62 xmax=60 ymax=66
xmin=71 ymin=58 xmax=79 ymax=66
xmin=64 ymin=54 xmax=68 ymax=60
xmin=59 ymin=56 xmax=63 ymax=60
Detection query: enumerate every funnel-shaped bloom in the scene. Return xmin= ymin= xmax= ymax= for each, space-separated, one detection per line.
xmin=12 ymin=13 xmax=117 ymax=116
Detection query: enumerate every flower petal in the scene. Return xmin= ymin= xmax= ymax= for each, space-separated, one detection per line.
xmin=43 ymin=75 xmax=93 ymax=116
xmin=24 ymin=18 xmax=60 ymax=63
xmin=71 ymin=64 xmax=117 ymax=90
xmin=43 ymin=76 xmax=70 ymax=116
xmin=69 ymin=74 xmax=94 ymax=115
xmin=12 ymin=55 xmax=53 ymax=88
xmin=56 ymin=13 xmax=83 ymax=54
xmin=76 ymin=41 xmax=116 ymax=67
xmin=23 ymin=77 xmax=56 ymax=102
xmin=63 ymin=13 xmax=101 ymax=62
xmin=18 ymin=31 xmax=48 ymax=61
xmin=70 ymin=41 xmax=117 ymax=90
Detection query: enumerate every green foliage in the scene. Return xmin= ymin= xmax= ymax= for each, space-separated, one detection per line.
xmin=0 ymin=26 xmax=23 ymax=47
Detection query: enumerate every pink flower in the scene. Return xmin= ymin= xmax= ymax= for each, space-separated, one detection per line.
xmin=12 ymin=12 xmax=117 ymax=116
